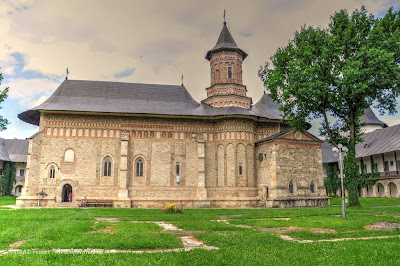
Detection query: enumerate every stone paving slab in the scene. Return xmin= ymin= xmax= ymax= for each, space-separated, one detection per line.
xmin=0 ymin=235 xmax=218 ymax=256
xmin=0 ymin=221 xmax=218 ymax=256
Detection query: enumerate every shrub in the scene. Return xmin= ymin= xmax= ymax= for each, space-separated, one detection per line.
xmin=162 ymin=202 xmax=182 ymax=213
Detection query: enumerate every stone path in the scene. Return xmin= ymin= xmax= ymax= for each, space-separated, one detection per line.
xmin=279 ymin=234 xmax=400 ymax=243
xmin=365 ymin=222 xmax=400 ymax=230
xmin=213 ymin=217 xmax=400 ymax=243
xmin=0 ymin=220 xmax=218 ymax=256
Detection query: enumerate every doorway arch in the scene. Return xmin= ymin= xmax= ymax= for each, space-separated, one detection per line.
xmin=389 ymin=182 xmax=398 ymax=198
xmin=377 ymin=183 xmax=385 ymax=198
xmin=62 ymin=184 xmax=72 ymax=202
xmin=14 ymin=185 xmax=23 ymax=196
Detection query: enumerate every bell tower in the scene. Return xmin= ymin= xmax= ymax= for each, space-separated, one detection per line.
xmin=202 ymin=21 xmax=252 ymax=109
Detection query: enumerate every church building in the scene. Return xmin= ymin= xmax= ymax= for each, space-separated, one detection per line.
xmin=16 ymin=21 xmax=329 ymax=208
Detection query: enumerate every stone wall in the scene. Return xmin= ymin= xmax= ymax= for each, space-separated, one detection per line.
xmin=16 ymin=112 xmax=329 ymax=208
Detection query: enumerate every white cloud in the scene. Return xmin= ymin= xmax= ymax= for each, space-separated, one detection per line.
xmin=4 ymin=78 xmax=59 ymax=99
xmin=0 ymin=0 xmax=398 ymax=139
xmin=18 ymin=94 xmax=48 ymax=109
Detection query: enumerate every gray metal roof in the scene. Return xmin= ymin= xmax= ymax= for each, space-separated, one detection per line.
xmin=322 ymin=124 xmax=400 ymax=163
xmin=357 ymin=124 xmax=400 ymax=157
xmin=321 ymin=142 xmax=338 ymax=163
xmin=4 ymin=139 xmax=29 ymax=162
xmin=205 ymin=22 xmax=247 ymax=61
xmin=18 ymin=80 xmax=283 ymax=126
xmin=0 ymin=138 xmax=28 ymax=162
xmin=0 ymin=138 xmax=10 ymax=161
xmin=360 ymin=108 xmax=387 ymax=127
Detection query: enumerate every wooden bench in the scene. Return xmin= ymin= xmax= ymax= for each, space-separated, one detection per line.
xmin=81 ymin=199 xmax=113 ymax=208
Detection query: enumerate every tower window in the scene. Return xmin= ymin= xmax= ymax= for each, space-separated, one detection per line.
xmin=103 ymin=157 xmax=112 ymax=177
xmin=310 ymin=180 xmax=315 ymax=193
xmin=228 ymin=67 xmax=232 ymax=78
xmin=176 ymin=163 xmax=180 ymax=175
xmin=136 ymin=158 xmax=144 ymax=177
xmin=238 ymin=163 xmax=243 ymax=175
xmin=289 ymin=180 xmax=294 ymax=194
xmin=49 ymin=166 xmax=56 ymax=179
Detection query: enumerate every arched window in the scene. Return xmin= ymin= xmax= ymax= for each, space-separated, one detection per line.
xmin=103 ymin=157 xmax=112 ymax=176
xmin=289 ymin=180 xmax=294 ymax=194
xmin=64 ymin=149 xmax=75 ymax=162
xmin=135 ymin=158 xmax=144 ymax=177
xmin=227 ymin=67 xmax=232 ymax=78
xmin=49 ymin=165 xmax=56 ymax=179
xmin=310 ymin=180 xmax=315 ymax=193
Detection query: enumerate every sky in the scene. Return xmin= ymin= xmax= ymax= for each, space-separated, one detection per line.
xmin=0 ymin=0 xmax=399 ymax=139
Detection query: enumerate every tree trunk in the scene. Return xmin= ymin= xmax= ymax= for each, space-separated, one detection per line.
xmin=346 ymin=109 xmax=360 ymax=206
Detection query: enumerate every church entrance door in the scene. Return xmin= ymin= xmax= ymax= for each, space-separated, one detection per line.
xmin=62 ymin=184 xmax=72 ymax=202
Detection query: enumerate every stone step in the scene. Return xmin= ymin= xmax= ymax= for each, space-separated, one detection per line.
xmin=53 ymin=202 xmax=79 ymax=208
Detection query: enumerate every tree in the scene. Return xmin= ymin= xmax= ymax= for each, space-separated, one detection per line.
xmin=0 ymin=162 xmax=16 ymax=196
xmin=259 ymin=7 xmax=400 ymax=206
xmin=324 ymin=163 xmax=340 ymax=196
xmin=0 ymin=70 xmax=9 ymax=131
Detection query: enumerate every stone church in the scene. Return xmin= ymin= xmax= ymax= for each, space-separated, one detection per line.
xmin=16 ymin=21 xmax=329 ymax=208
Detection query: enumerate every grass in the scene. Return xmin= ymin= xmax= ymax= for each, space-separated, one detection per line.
xmin=0 ymin=196 xmax=400 ymax=265
xmin=0 ymin=196 xmax=16 ymax=206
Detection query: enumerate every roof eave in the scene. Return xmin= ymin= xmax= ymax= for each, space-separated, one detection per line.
xmin=205 ymin=47 xmax=248 ymax=61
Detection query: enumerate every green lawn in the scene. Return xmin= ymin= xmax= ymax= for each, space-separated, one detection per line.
xmin=0 ymin=196 xmax=17 ymax=206
xmin=1 ymin=197 xmax=400 ymax=265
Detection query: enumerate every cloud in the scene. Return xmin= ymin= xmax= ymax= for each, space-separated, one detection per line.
xmin=18 ymin=94 xmax=47 ymax=109
xmin=4 ymin=78 xmax=59 ymax=99
xmin=114 ymin=67 xmax=135 ymax=79
xmin=0 ymin=0 xmax=398 ymax=139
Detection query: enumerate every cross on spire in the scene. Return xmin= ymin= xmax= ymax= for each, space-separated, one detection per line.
xmin=181 ymin=74 xmax=184 ymax=86
xmin=223 ymin=9 xmax=226 ymax=24
xmin=66 ymin=67 xmax=69 ymax=80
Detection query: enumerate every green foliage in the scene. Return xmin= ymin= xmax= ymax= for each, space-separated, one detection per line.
xmin=370 ymin=155 xmax=376 ymax=172
xmin=259 ymin=6 xmax=400 ymax=207
xmin=324 ymin=163 xmax=340 ymax=196
xmin=0 ymin=162 xmax=16 ymax=196
xmin=0 ymin=70 xmax=9 ymax=131
xmin=343 ymin=141 xmax=360 ymax=206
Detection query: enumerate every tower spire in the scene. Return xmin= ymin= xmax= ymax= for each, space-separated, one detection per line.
xmin=223 ymin=9 xmax=226 ymax=25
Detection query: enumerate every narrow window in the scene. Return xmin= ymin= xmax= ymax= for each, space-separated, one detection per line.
xmin=49 ymin=166 xmax=55 ymax=179
xmin=103 ymin=157 xmax=112 ymax=176
xmin=374 ymin=163 xmax=378 ymax=172
xmin=289 ymin=180 xmax=294 ymax=194
xmin=176 ymin=163 xmax=180 ymax=175
xmin=227 ymin=67 xmax=232 ymax=78
xmin=310 ymin=180 xmax=315 ymax=193
xmin=238 ymin=163 xmax=243 ymax=175
xmin=266 ymin=187 xmax=269 ymax=199
xmin=384 ymin=161 xmax=389 ymax=172
xmin=136 ymin=159 xmax=144 ymax=177
xmin=19 ymin=169 xmax=25 ymax=176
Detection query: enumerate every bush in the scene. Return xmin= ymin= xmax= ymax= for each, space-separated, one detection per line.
xmin=162 ymin=202 xmax=183 ymax=213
